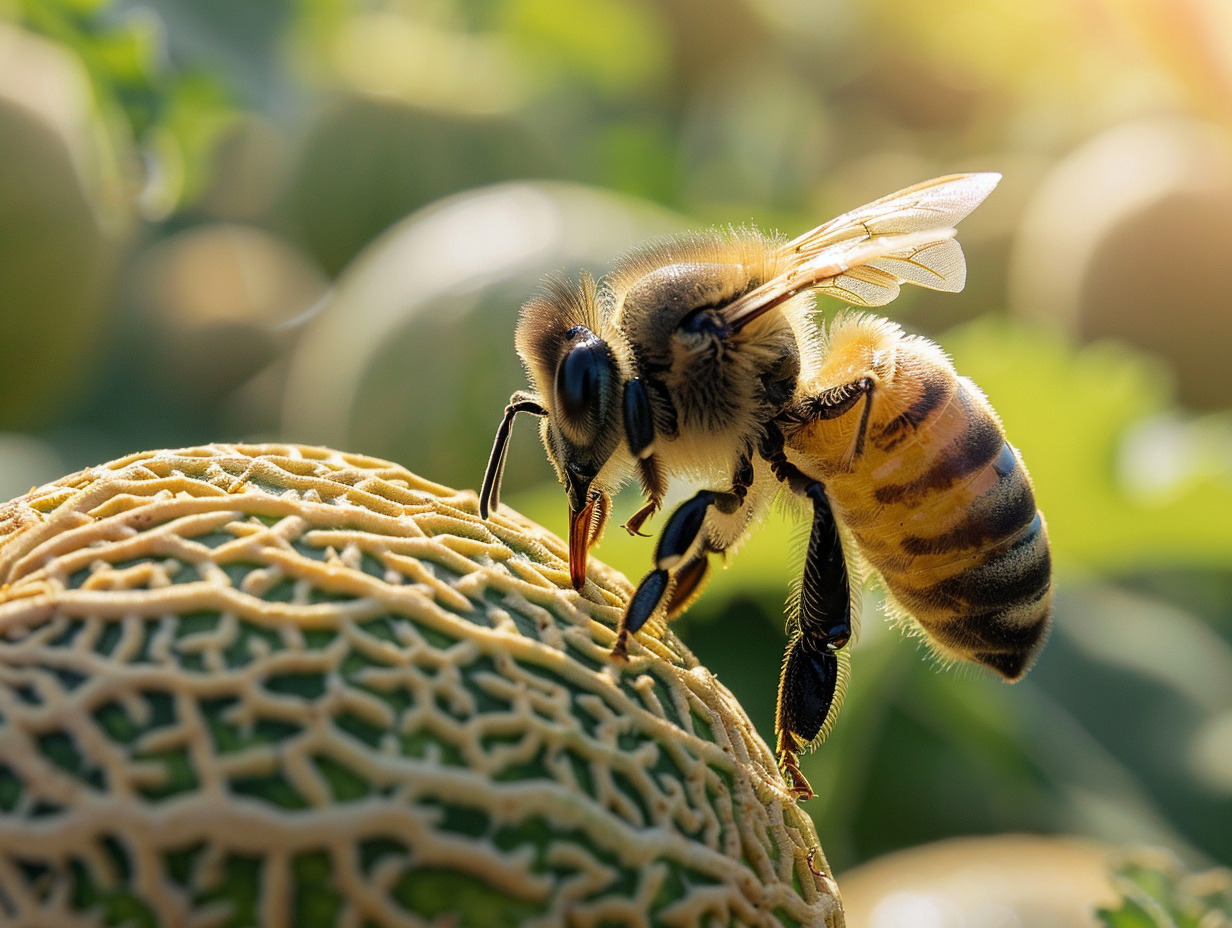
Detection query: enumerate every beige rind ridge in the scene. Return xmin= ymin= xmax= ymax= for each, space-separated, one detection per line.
xmin=0 ymin=444 xmax=841 ymax=928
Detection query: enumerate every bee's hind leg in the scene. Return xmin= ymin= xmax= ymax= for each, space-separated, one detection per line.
xmin=761 ymin=424 xmax=853 ymax=800
xmin=612 ymin=455 xmax=753 ymax=660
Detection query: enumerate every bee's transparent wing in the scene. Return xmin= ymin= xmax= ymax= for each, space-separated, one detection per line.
xmin=785 ymin=171 xmax=1000 ymax=253
xmin=724 ymin=172 xmax=1000 ymax=330
xmin=806 ymin=233 xmax=966 ymax=307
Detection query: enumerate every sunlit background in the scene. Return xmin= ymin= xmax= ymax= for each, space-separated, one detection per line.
xmin=3 ymin=0 xmax=1232 ymax=920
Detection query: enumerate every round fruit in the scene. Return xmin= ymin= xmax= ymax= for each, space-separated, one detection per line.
xmin=0 ymin=444 xmax=841 ymax=927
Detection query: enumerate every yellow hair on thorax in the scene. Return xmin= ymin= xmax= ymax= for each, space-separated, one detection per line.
xmin=816 ymin=311 xmax=902 ymax=390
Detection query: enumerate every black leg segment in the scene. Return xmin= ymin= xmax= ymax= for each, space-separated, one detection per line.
xmin=612 ymin=568 xmax=669 ymax=661
xmin=623 ymin=377 xmax=656 ymax=458
xmin=626 ymin=569 xmax=670 ymax=636
xmin=798 ymin=484 xmax=851 ymax=648
xmin=760 ymin=422 xmax=854 ymax=799
xmin=616 ymin=489 xmax=716 ymax=658
xmin=612 ymin=468 xmax=747 ymax=660
xmin=773 ymin=484 xmax=852 ymax=783
xmin=776 ymin=637 xmax=840 ymax=747
xmin=479 ymin=391 xmax=547 ymax=518
xmin=654 ymin=490 xmax=716 ymax=569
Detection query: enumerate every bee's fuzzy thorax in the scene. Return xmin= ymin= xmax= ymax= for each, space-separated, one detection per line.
xmin=604 ymin=227 xmax=782 ymax=307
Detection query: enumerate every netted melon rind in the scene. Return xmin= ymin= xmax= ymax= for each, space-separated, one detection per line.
xmin=0 ymin=444 xmax=841 ymax=928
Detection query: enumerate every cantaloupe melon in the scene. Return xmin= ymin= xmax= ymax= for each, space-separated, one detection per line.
xmin=0 ymin=444 xmax=841 ymax=927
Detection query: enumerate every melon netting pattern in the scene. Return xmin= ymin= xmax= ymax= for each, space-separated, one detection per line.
xmin=0 ymin=444 xmax=840 ymax=927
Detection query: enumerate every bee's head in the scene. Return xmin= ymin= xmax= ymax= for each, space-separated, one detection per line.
xmin=481 ymin=273 xmax=631 ymax=589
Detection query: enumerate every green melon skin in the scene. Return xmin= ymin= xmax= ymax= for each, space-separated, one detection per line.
xmin=0 ymin=444 xmax=842 ymax=928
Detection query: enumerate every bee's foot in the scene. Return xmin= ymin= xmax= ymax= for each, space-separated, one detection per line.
xmin=806 ymin=847 xmax=826 ymax=877
xmin=779 ymin=752 xmax=815 ymax=801
xmin=610 ymin=629 xmax=630 ymax=662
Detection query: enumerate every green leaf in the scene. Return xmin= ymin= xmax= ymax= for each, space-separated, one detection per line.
xmin=1098 ymin=854 xmax=1232 ymax=928
xmin=13 ymin=0 xmax=237 ymax=213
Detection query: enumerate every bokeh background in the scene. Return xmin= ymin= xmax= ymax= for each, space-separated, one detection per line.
xmin=3 ymin=0 xmax=1232 ymax=906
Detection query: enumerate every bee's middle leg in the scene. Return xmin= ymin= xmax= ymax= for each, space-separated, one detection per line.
xmin=612 ymin=455 xmax=753 ymax=660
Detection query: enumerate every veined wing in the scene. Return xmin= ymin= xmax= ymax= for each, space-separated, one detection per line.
xmin=724 ymin=172 xmax=1000 ymax=331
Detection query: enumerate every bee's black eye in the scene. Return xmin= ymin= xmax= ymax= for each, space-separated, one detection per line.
xmin=555 ymin=329 xmax=614 ymax=430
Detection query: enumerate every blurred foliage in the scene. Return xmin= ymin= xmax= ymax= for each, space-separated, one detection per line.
xmin=3 ymin=0 xmax=1232 ymax=895
xmin=11 ymin=0 xmax=236 ymax=214
xmin=948 ymin=321 xmax=1232 ymax=571
xmin=1098 ymin=852 xmax=1232 ymax=928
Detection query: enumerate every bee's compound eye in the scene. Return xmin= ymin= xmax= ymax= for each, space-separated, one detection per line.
xmin=555 ymin=330 xmax=613 ymax=428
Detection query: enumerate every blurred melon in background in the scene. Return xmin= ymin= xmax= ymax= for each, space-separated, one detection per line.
xmin=1010 ymin=116 xmax=1232 ymax=410
xmin=0 ymin=22 xmax=129 ymax=430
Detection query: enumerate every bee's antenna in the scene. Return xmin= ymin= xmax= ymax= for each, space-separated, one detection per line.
xmin=480 ymin=392 xmax=547 ymax=518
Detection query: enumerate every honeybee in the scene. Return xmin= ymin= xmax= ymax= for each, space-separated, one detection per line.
xmin=479 ymin=173 xmax=1051 ymax=799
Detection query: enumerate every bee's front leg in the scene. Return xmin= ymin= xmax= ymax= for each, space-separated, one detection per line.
xmin=623 ymin=495 xmax=659 ymax=537
xmin=622 ymin=379 xmax=666 ymax=536
xmin=623 ymin=455 xmax=664 ymax=537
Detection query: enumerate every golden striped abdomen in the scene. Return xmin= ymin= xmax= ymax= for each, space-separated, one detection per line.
xmin=822 ymin=374 xmax=1052 ymax=680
